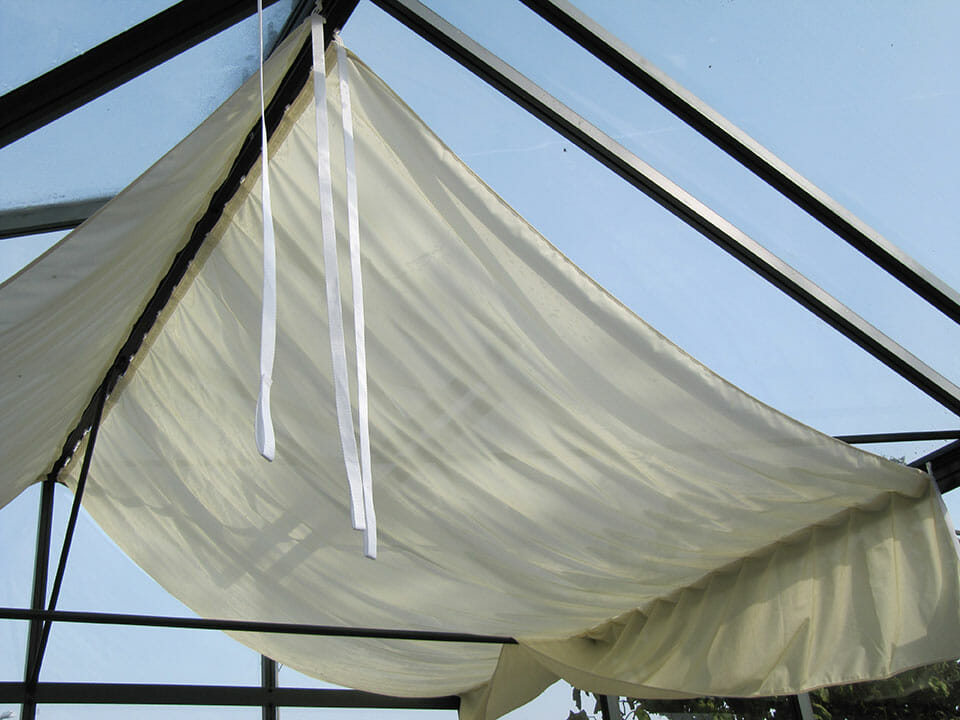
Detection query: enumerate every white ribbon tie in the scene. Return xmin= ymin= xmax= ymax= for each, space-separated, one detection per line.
xmin=312 ymin=14 xmax=377 ymax=558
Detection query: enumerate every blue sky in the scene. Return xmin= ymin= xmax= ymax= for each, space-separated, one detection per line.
xmin=1 ymin=2 xmax=959 ymax=718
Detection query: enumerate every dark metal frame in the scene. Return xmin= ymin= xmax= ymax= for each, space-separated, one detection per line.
xmin=837 ymin=430 xmax=960 ymax=445
xmin=2 ymin=608 xmax=516 ymax=645
xmin=913 ymin=440 xmax=960 ymax=494
xmin=20 ymin=479 xmax=54 ymax=720
xmin=0 ymin=682 xmax=460 ymax=709
xmin=369 ymin=0 xmax=960 ymax=423
xmin=0 ymin=197 xmax=111 ymax=240
xmin=4 ymin=0 xmax=960 ymax=716
xmin=518 ymin=0 xmax=960 ymax=327
xmin=262 ymin=656 xmax=279 ymax=720
xmin=0 ymin=0 xmax=286 ymax=149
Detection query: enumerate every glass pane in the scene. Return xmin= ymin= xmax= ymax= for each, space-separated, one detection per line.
xmin=0 ymin=230 xmax=68 ymax=282
xmin=277 ymin=664 xmax=456 ymax=719
xmin=343 ymin=2 xmax=958 ymax=457
xmin=0 ymin=0 xmax=295 ymax=210
xmin=396 ymin=0 xmax=960 ymax=401
xmin=0 ymin=619 xmax=27 ymax=685
xmin=0 ymin=483 xmax=40 ymax=609
xmin=36 ymin=706 xmax=258 ymax=720
xmin=39 ymin=484 xmax=260 ymax=685
xmin=0 ymin=0 xmax=180 ymax=92
xmin=277 ymin=685 xmax=574 ymax=718
xmin=558 ymin=2 xmax=960 ymax=282
xmin=0 ymin=483 xmax=38 ymax=686
xmin=503 ymin=682 xmax=584 ymax=719
xmin=276 ymin=670 xmax=571 ymax=718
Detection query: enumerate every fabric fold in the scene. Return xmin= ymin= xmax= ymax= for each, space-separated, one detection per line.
xmin=518 ymin=484 xmax=960 ymax=699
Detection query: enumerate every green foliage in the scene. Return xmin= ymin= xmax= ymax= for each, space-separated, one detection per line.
xmin=568 ymin=660 xmax=960 ymax=720
xmin=625 ymin=695 xmax=794 ymax=719
xmin=809 ymin=659 xmax=960 ymax=720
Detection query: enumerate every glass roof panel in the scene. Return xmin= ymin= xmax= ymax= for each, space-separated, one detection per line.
xmin=401 ymin=2 xmax=960 ymax=358
xmin=564 ymin=1 xmax=960 ymax=281
xmin=0 ymin=0 xmax=181 ymax=93
xmin=0 ymin=230 xmax=65 ymax=281
xmin=2 ymin=1 xmax=955 ymax=456
xmin=38 ymin=484 xmax=261 ymax=685
xmin=0 ymin=0 xmax=295 ymax=211
xmin=341 ymin=1 xmax=959 ymax=463
xmin=0 ymin=483 xmax=35 ymax=688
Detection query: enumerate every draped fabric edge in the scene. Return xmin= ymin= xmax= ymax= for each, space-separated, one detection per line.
xmin=0 ymin=21 xmax=314 ymax=512
xmin=457 ymin=482 xmax=960 ymax=720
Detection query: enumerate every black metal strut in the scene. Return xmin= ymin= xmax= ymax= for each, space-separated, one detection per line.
xmin=26 ymin=380 xmax=109 ymax=692
xmin=20 ymin=478 xmax=55 ymax=720
xmin=1 ymin=606 xmax=517 ymax=645
xmin=0 ymin=681 xmax=460 ymax=709
xmin=369 ymin=0 xmax=960 ymax=421
xmin=0 ymin=0 xmax=286 ymax=149
xmin=518 ymin=0 xmax=960 ymax=328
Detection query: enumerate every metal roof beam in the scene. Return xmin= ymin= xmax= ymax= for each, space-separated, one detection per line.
xmin=0 ymin=606 xmax=516 ymax=645
xmin=518 ymin=0 xmax=960 ymax=326
xmin=0 ymin=0 xmax=285 ymax=149
xmin=0 ymin=196 xmax=112 ymax=240
xmin=912 ymin=440 xmax=960 ymax=494
xmin=836 ymin=430 xmax=960 ymax=445
xmin=369 ymin=0 xmax=960 ymax=419
xmin=0 ymin=682 xmax=459 ymax=709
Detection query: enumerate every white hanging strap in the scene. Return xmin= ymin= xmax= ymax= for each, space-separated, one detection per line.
xmin=255 ymin=0 xmax=277 ymax=462
xmin=335 ymin=32 xmax=376 ymax=559
xmin=312 ymin=14 xmax=366 ymax=532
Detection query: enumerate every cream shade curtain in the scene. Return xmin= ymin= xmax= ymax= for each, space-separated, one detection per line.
xmin=0 ymin=26 xmax=312 ymax=511
xmin=1 ymin=26 xmax=958 ymax=720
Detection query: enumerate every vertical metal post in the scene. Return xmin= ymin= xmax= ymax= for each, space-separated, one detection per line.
xmin=793 ymin=693 xmax=816 ymax=720
xmin=27 ymin=378 xmax=109 ymax=689
xmin=21 ymin=476 xmax=56 ymax=720
xmin=261 ymin=654 xmax=278 ymax=720
xmin=601 ymin=695 xmax=622 ymax=720
xmin=597 ymin=693 xmax=612 ymax=720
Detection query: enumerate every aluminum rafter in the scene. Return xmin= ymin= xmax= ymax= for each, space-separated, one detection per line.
xmin=261 ymin=656 xmax=279 ymax=720
xmin=0 ymin=607 xmax=517 ymax=645
xmin=0 ymin=0 xmax=286 ymax=149
xmin=19 ymin=382 xmax=109 ymax=720
xmin=836 ymin=430 xmax=960 ymax=445
xmin=20 ymin=479 xmax=54 ymax=720
xmin=0 ymin=682 xmax=459 ymax=709
xmin=270 ymin=0 xmax=318 ymax=56
xmin=518 ymin=0 xmax=960 ymax=327
xmin=913 ymin=440 xmax=960 ymax=494
xmin=369 ymin=0 xmax=960 ymax=420
xmin=0 ymin=196 xmax=111 ymax=240
xmin=26 ymin=383 xmax=110 ymax=691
